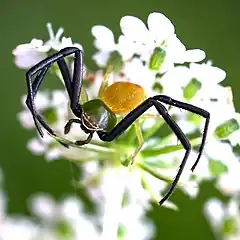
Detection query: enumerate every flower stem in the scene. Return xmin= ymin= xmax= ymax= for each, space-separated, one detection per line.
xmin=137 ymin=162 xmax=175 ymax=184
xmin=49 ymin=133 xmax=116 ymax=154
xmin=141 ymin=137 xmax=201 ymax=157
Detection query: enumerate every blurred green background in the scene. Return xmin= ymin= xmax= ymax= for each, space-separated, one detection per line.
xmin=1 ymin=0 xmax=239 ymax=239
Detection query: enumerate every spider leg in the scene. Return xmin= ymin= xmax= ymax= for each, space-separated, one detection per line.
xmin=64 ymin=119 xmax=82 ymax=134
xmin=97 ymin=98 xmax=191 ymax=205
xmin=70 ymin=49 xmax=84 ymax=116
xmin=26 ymin=47 xmax=83 ymax=136
xmin=26 ymin=67 xmax=50 ymax=136
xmin=153 ymin=95 xmax=210 ymax=171
xmin=152 ymin=99 xmax=191 ymax=205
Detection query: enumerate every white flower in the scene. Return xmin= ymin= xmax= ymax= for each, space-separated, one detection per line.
xmin=91 ymin=25 xmax=117 ymax=66
xmin=119 ymin=12 xmax=205 ymax=72
xmin=158 ymin=61 xmax=226 ymax=102
xmin=0 ymin=218 xmax=39 ymax=240
xmin=204 ymin=198 xmax=240 ymax=240
xmin=45 ymin=22 xmax=83 ymax=51
xmin=12 ymin=39 xmax=50 ymax=69
xmin=81 ymin=164 xmax=156 ymax=239
xmin=30 ymin=194 xmax=99 ymax=239
xmin=13 ymin=23 xmax=83 ymax=70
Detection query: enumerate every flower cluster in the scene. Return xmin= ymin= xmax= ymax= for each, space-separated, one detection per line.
xmin=13 ymin=12 xmax=240 ymax=239
xmin=0 ymin=169 xmax=154 ymax=239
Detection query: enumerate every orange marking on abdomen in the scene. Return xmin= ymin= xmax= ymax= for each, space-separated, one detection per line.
xmin=101 ymin=82 xmax=144 ymax=114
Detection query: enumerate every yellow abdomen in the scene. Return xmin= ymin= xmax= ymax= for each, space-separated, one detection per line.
xmin=101 ymin=82 xmax=144 ymax=115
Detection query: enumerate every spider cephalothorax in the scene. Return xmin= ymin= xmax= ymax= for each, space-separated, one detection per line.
xmin=25 ymin=47 xmax=210 ymax=206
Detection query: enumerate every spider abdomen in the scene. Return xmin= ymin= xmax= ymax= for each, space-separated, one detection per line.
xmin=101 ymin=82 xmax=144 ymax=114
xmin=81 ymin=99 xmax=117 ymax=132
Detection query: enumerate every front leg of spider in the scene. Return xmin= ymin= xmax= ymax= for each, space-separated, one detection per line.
xmin=97 ymin=97 xmax=191 ymax=206
xmin=64 ymin=119 xmax=94 ymax=145
xmin=25 ymin=47 xmax=84 ymax=137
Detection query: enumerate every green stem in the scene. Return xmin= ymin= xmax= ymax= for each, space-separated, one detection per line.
xmin=137 ymin=162 xmax=177 ymax=185
xmin=141 ymin=137 xmax=201 ymax=157
xmin=143 ymin=119 xmax=164 ymax=140
xmin=49 ymin=133 xmax=116 ymax=154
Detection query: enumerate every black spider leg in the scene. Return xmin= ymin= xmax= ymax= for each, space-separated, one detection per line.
xmin=26 ymin=47 xmax=83 ymax=137
xmin=26 ymin=61 xmax=70 ymax=136
xmin=26 ymin=67 xmax=49 ymax=136
xmin=30 ymin=59 xmax=72 ymax=135
xmin=97 ymin=98 xmax=191 ymax=206
xmin=153 ymin=95 xmax=210 ymax=171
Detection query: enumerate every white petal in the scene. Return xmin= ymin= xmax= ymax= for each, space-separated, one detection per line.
xmin=117 ymin=35 xmax=138 ymax=60
xmin=45 ymin=148 xmax=61 ymax=161
xmin=227 ymin=198 xmax=239 ymax=217
xmin=91 ymin=25 xmax=116 ymax=51
xmin=13 ymin=39 xmax=50 ymax=54
xmin=190 ymin=62 xmax=226 ymax=84
xmin=47 ymin=22 xmax=64 ymax=42
xmin=166 ymin=37 xmax=186 ymax=63
xmin=216 ymin=171 xmax=240 ymax=195
xmin=1 ymin=218 xmax=38 ymax=240
xmin=183 ymin=49 xmax=206 ymax=62
xmin=61 ymin=197 xmax=82 ymax=221
xmin=51 ymin=90 xmax=68 ymax=106
xmin=30 ymin=194 xmax=56 ymax=220
xmin=35 ymin=91 xmax=50 ymax=110
xmin=204 ymin=198 xmax=224 ymax=227
xmin=120 ymin=16 xmax=150 ymax=43
xmin=92 ymin=51 xmax=110 ymax=67
xmin=17 ymin=111 xmax=35 ymax=129
xmin=147 ymin=12 xmax=175 ymax=43
xmin=27 ymin=138 xmax=45 ymax=155
xmin=13 ymin=49 xmax=47 ymax=69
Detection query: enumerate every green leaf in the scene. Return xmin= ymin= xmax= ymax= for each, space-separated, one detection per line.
xmin=209 ymin=159 xmax=228 ymax=177
xmin=149 ymin=47 xmax=166 ymax=71
xmin=214 ymin=118 xmax=240 ymax=139
xmin=183 ymin=78 xmax=202 ymax=100
xmin=221 ymin=217 xmax=238 ymax=236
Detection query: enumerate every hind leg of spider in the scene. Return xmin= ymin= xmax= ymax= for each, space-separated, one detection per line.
xmin=97 ymin=98 xmax=191 ymax=205
xmin=152 ymin=99 xmax=191 ymax=205
xmin=153 ymin=95 xmax=210 ymax=171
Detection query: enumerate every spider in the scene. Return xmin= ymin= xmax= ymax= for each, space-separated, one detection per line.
xmin=25 ymin=47 xmax=210 ymax=206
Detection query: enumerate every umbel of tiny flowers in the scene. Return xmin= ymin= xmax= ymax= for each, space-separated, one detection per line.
xmin=13 ymin=11 xmax=240 ymax=240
